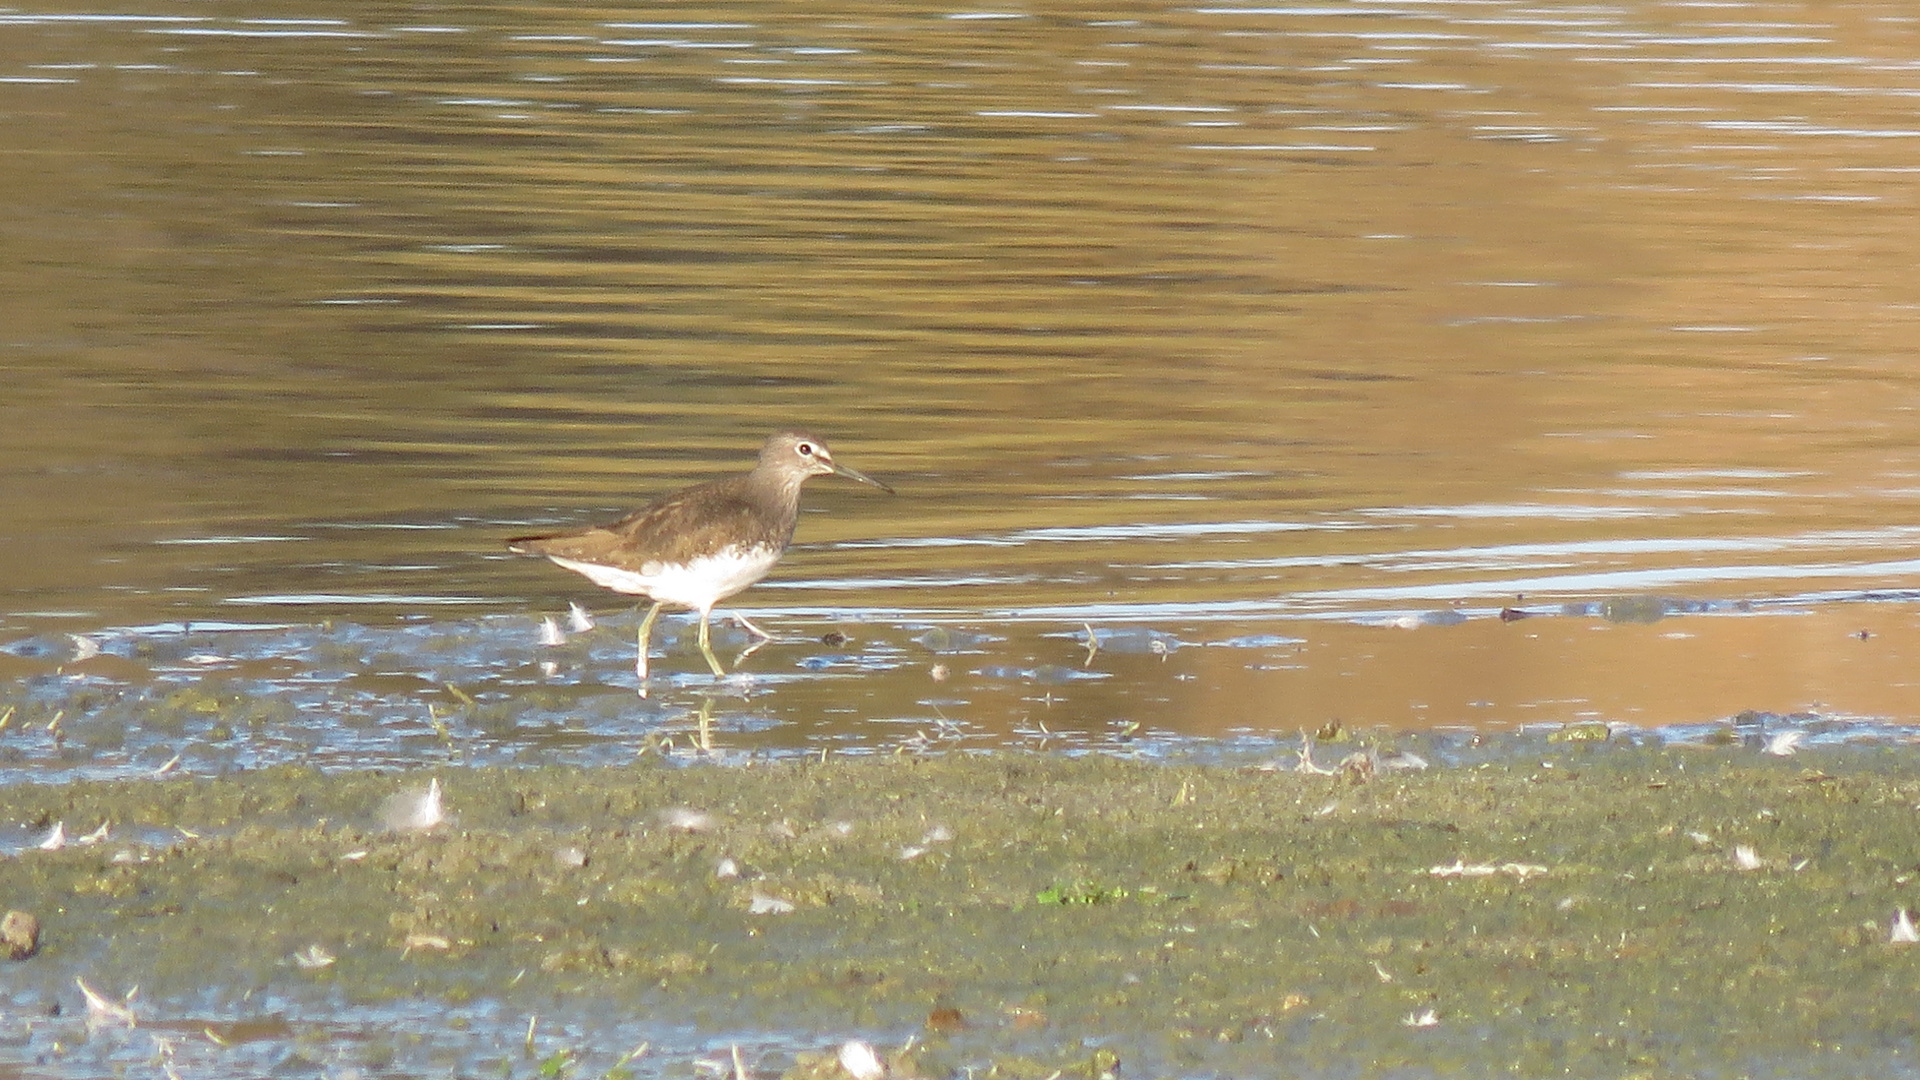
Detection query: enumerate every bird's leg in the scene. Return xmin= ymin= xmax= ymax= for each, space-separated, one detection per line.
xmin=635 ymin=601 xmax=663 ymax=681
xmin=695 ymin=609 xmax=727 ymax=678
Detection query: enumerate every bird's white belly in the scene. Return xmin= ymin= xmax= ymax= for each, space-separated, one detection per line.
xmin=548 ymin=547 xmax=781 ymax=612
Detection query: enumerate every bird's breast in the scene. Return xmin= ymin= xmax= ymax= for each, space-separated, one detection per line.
xmin=548 ymin=545 xmax=784 ymax=611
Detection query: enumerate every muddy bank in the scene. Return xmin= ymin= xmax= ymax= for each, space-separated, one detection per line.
xmin=4 ymin=746 xmax=1920 ymax=1077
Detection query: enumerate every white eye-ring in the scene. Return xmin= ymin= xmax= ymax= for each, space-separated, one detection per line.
xmin=796 ymin=442 xmax=815 ymax=456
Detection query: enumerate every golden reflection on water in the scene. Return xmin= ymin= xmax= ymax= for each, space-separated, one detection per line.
xmin=5 ymin=1 xmax=1920 ymax=732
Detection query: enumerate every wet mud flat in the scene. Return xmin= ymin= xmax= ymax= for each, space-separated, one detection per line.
xmin=3 ymin=747 xmax=1920 ymax=1078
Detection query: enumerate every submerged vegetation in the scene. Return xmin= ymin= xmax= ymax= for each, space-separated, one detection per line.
xmin=4 ymin=746 xmax=1920 ymax=1076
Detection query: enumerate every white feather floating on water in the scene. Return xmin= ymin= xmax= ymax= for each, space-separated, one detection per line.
xmin=292 ymin=944 xmax=337 ymax=970
xmin=567 ymin=602 xmax=595 ymax=633
xmin=1428 ymin=860 xmax=1547 ymax=880
xmin=660 ymin=807 xmax=715 ymax=833
xmin=748 ymin=892 xmax=795 ymax=915
xmin=838 ymin=1040 xmax=886 ymax=1080
xmin=1763 ymin=730 xmax=1806 ymax=756
xmin=1893 ymin=909 xmax=1919 ymax=944
xmin=77 ymin=978 xmax=137 ymax=1028
xmin=1403 ymin=1008 xmax=1439 ymax=1028
xmin=384 ymin=778 xmax=446 ymax=832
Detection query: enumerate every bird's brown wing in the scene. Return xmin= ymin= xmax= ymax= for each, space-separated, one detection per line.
xmin=506 ymin=478 xmax=780 ymax=570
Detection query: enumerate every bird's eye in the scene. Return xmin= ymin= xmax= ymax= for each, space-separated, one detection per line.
xmin=796 ymin=442 xmax=814 ymax=456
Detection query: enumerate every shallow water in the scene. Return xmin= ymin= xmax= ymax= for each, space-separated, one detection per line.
xmin=9 ymin=0 xmax=1920 ymax=751
xmin=10 ymin=0 xmax=1920 ymax=753
xmin=7 ymin=1 xmax=1920 ymax=1074
xmin=9 ymin=752 xmax=1920 ymax=1080
xmin=5 ymin=601 xmax=1920 ymax=787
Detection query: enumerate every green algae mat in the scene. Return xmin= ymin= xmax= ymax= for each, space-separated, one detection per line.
xmin=5 ymin=747 xmax=1920 ymax=1078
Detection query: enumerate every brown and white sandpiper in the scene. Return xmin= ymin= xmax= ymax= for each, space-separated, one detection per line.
xmin=508 ymin=430 xmax=892 ymax=679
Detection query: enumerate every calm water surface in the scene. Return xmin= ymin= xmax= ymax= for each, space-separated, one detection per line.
xmin=8 ymin=0 xmax=1920 ymax=1074
xmin=10 ymin=0 xmax=1920 ymax=764
xmin=7 ymin=0 xmax=1920 ymax=756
